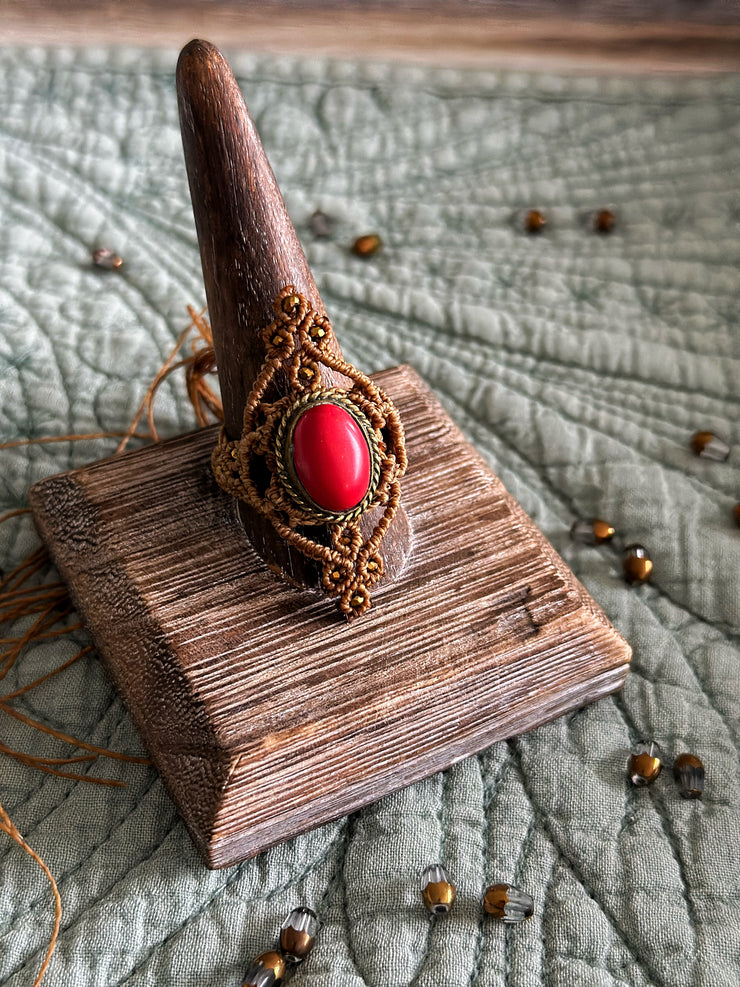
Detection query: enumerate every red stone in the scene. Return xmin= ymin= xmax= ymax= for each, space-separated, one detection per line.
xmin=292 ymin=402 xmax=371 ymax=512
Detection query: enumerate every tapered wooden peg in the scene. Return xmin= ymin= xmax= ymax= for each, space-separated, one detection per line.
xmin=177 ymin=39 xmax=410 ymax=587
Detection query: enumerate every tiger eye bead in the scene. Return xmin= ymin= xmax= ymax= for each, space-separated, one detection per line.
xmin=484 ymin=884 xmax=534 ymax=923
xmin=570 ymin=518 xmax=616 ymax=546
xmin=674 ymin=753 xmax=705 ymax=800
xmin=242 ymin=950 xmax=287 ymax=987
xmin=623 ymin=544 xmax=653 ymax=584
xmin=420 ymin=864 xmax=456 ymax=914
xmin=593 ymin=209 xmax=616 ymax=234
xmin=628 ymin=743 xmax=662 ymax=786
xmin=690 ymin=431 xmax=730 ymax=462
xmin=524 ymin=209 xmax=547 ymax=234
xmin=280 ymin=906 xmax=319 ymax=963
xmin=352 ymin=233 xmax=382 ymax=257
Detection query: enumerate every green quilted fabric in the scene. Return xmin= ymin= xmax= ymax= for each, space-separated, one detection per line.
xmin=1 ymin=47 xmax=738 ymax=987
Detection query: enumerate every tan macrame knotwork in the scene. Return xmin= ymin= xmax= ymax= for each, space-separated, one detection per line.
xmin=212 ymin=287 xmax=407 ymax=619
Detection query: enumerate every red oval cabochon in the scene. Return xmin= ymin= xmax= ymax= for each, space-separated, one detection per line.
xmin=292 ymin=403 xmax=371 ymax=513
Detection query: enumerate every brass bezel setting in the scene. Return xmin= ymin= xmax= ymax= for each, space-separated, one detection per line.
xmin=275 ymin=388 xmax=382 ymax=524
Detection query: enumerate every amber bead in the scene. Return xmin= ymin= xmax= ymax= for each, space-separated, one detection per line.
xmin=628 ymin=743 xmax=662 ymax=786
xmin=570 ymin=518 xmax=616 ymax=546
xmin=674 ymin=753 xmax=705 ymax=800
xmin=623 ymin=544 xmax=653 ymax=584
xmin=420 ymin=864 xmax=456 ymax=915
xmin=242 ymin=950 xmax=287 ymax=987
xmin=484 ymin=884 xmax=534 ymax=923
xmin=92 ymin=247 xmax=123 ymax=270
xmin=280 ymin=906 xmax=319 ymax=962
xmin=593 ymin=209 xmax=616 ymax=234
xmin=524 ymin=209 xmax=547 ymax=234
xmin=352 ymin=233 xmax=382 ymax=257
xmin=690 ymin=431 xmax=730 ymax=462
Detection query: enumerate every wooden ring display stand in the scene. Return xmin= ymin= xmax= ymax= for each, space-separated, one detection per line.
xmin=29 ymin=41 xmax=630 ymax=869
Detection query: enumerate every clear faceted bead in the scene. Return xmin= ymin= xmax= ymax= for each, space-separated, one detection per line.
xmin=241 ymin=951 xmax=286 ymax=987
xmin=484 ymin=883 xmax=534 ymax=923
xmin=628 ymin=742 xmax=662 ymax=786
xmin=623 ymin=544 xmax=653 ymax=584
xmin=674 ymin=753 xmax=705 ymax=799
xmin=308 ymin=210 xmax=333 ymax=238
xmin=420 ymin=864 xmax=456 ymax=914
xmin=690 ymin=431 xmax=730 ymax=462
xmin=570 ymin=518 xmax=615 ymax=545
xmin=279 ymin=907 xmax=319 ymax=962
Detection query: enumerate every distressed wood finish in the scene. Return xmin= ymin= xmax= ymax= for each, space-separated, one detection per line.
xmin=30 ymin=364 xmax=630 ymax=868
xmin=177 ymin=38 xmax=410 ymax=585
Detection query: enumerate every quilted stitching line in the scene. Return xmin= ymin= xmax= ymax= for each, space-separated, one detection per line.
xmin=4 ymin=816 xmax=183 ymax=987
xmin=610 ymin=690 xmax=702 ymax=975
xmin=414 ymin=368 xmax=740 ymax=635
xmin=468 ymin=751 xmax=512 ymax=987
xmin=338 ymin=289 xmax=740 ymax=413
xmin=407 ymin=771 xmax=446 ymax=987
xmin=508 ymin=742 xmax=666 ymax=987
xmin=0 ymin=773 xmax=165 ymax=963
xmin=372 ymin=325 xmax=739 ymax=509
xmin=337 ymin=812 xmax=375 ymax=987
xmin=113 ymin=822 xmax=348 ymax=987
xmin=0 ymin=690 xmax=144 ymax=871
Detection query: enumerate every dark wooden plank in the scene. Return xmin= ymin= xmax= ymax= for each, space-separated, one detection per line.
xmin=5 ymin=3 xmax=740 ymax=72
xmin=30 ymin=364 xmax=630 ymax=868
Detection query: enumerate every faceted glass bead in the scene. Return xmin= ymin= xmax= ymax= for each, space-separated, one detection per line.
xmin=594 ymin=209 xmax=616 ymax=234
xmin=623 ymin=544 xmax=653 ymax=584
xmin=628 ymin=743 xmax=662 ymax=786
xmin=484 ymin=884 xmax=534 ymax=923
xmin=570 ymin=518 xmax=615 ymax=546
xmin=674 ymin=752 xmax=705 ymax=799
xmin=292 ymin=403 xmax=371 ymax=513
xmin=524 ymin=209 xmax=546 ymax=234
xmin=352 ymin=233 xmax=382 ymax=257
xmin=690 ymin=431 xmax=730 ymax=461
xmin=309 ymin=210 xmax=333 ymax=238
xmin=241 ymin=951 xmax=286 ymax=987
xmin=92 ymin=246 xmax=123 ymax=269
xmin=420 ymin=864 xmax=456 ymax=914
xmin=280 ymin=907 xmax=319 ymax=962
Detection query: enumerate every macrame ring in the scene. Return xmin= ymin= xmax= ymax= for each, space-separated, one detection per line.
xmin=274 ymin=388 xmax=382 ymax=524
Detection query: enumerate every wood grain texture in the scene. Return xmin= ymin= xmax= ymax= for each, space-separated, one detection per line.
xmin=30 ymin=364 xmax=631 ymax=868
xmin=177 ymin=39 xmax=411 ymax=587
xmin=4 ymin=3 xmax=740 ymax=72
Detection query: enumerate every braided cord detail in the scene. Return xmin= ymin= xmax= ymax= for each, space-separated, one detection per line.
xmin=212 ymin=287 xmax=406 ymax=619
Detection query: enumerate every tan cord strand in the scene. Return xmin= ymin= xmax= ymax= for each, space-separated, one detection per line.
xmin=0 ymin=802 xmax=61 ymax=987
xmin=0 ymin=307 xmax=223 ymax=983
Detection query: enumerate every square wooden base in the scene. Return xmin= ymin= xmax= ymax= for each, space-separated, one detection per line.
xmin=29 ymin=365 xmax=630 ymax=868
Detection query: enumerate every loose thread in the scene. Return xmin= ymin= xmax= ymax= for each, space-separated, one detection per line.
xmin=0 ymin=800 xmax=62 ymax=987
xmin=0 ymin=307 xmax=222 ymax=985
xmin=0 ymin=431 xmax=151 ymax=452
xmin=116 ymin=305 xmax=221 ymax=453
xmin=0 ymin=308 xmax=220 ymax=781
